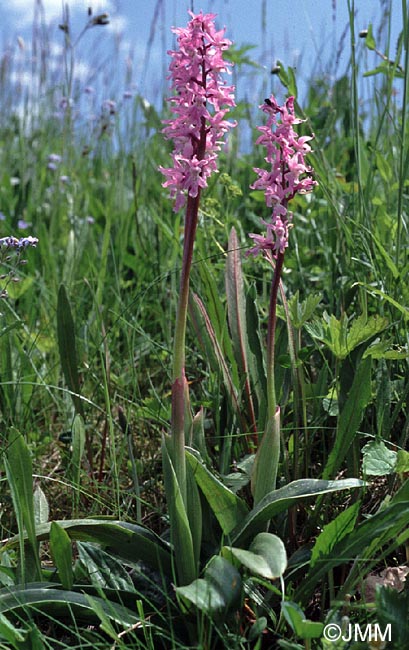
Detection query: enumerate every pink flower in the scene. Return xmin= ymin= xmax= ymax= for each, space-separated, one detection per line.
xmin=159 ymin=11 xmax=236 ymax=211
xmin=249 ymin=96 xmax=317 ymax=256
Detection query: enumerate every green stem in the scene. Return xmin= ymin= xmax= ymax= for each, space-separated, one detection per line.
xmin=173 ymin=193 xmax=201 ymax=382
xmin=252 ymin=250 xmax=285 ymax=503
xmin=266 ymin=250 xmax=285 ymax=427
xmin=171 ymin=191 xmax=201 ymax=503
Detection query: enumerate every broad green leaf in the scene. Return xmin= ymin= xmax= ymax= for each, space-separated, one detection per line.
xmin=306 ymin=313 xmax=388 ymax=360
xmin=281 ymin=601 xmax=324 ymax=639
xmin=347 ymin=315 xmax=388 ymax=353
xmin=186 ymin=449 xmax=248 ymax=535
xmin=396 ymin=450 xmax=409 ymax=475
xmin=0 ymin=565 xmax=15 ymax=588
xmin=251 ymin=407 xmax=280 ymax=503
xmin=176 ymin=556 xmax=241 ymax=616
xmin=0 ymin=585 xmax=139 ymax=627
xmin=376 ymin=585 xmax=409 ymax=646
xmin=231 ymin=478 xmax=364 ymax=546
xmin=248 ymin=617 xmax=268 ymax=642
xmin=50 ymin=522 xmax=73 ymax=590
xmin=57 ymin=284 xmax=84 ymax=417
xmin=162 ymin=437 xmax=196 ymax=585
xmin=222 ymin=532 xmax=287 ymax=579
xmin=4 ymin=428 xmax=41 ymax=582
xmin=288 ymin=291 xmax=322 ymax=329
xmin=362 ymin=441 xmax=397 ymax=476
xmin=363 ymin=340 xmax=408 ymax=360
xmin=2 ymin=519 xmax=171 ymax=575
xmin=77 ymin=542 xmax=135 ymax=591
xmin=322 ymin=356 xmax=372 ymax=480
xmin=310 ymin=501 xmax=360 ymax=568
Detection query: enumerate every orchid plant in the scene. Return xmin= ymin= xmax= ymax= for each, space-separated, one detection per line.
xmin=249 ymin=96 xmax=318 ymax=503
xmin=159 ymin=10 xmax=236 ymax=584
xmin=160 ymin=10 xmax=235 ymax=488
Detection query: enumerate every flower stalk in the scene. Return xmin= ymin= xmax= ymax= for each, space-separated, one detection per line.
xmin=250 ymin=96 xmax=317 ymax=500
xmin=160 ymin=11 xmax=235 ymax=502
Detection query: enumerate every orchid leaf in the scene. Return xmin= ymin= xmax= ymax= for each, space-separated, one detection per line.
xmin=2 ymin=519 xmax=172 ymax=576
xmin=0 ymin=585 xmax=140 ymax=627
xmin=281 ymin=601 xmax=324 ymax=639
xmin=57 ymin=284 xmax=84 ymax=417
xmin=49 ymin=522 xmax=73 ymax=590
xmin=222 ymin=532 xmax=287 ymax=579
xmin=76 ymin=542 xmax=135 ymax=591
xmin=176 ymin=556 xmax=241 ymax=616
xmin=231 ymin=478 xmax=364 ymax=546
xmin=186 ymin=448 xmax=248 ymax=536
xmin=4 ymin=428 xmax=41 ymax=583
xmin=162 ymin=437 xmax=197 ymax=585
xmin=310 ymin=501 xmax=360 ymax=569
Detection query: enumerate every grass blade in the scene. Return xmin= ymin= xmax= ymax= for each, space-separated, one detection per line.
xmin=56 ymin=283 xmax=84 ymax=418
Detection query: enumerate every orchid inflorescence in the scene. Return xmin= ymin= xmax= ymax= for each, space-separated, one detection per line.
xmin=249 ymin=95 xmax=317 ymax=257
xmin=159 ymin=11 xmax=236 ymax=212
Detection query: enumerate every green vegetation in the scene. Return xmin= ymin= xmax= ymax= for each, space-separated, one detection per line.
xmin=0 ymin=3 xmax=408 ymax=649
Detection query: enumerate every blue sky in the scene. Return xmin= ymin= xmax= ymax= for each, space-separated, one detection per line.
xmin=0 ymin=1 xmax=403 ymax=111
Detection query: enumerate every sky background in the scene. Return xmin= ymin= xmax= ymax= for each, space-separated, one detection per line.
xmin=0 ymin=1 xmax=404 ymax=133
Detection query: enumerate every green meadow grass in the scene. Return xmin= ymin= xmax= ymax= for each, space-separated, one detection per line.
xmin=0 ymin=3 xmax=408 ymax=649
